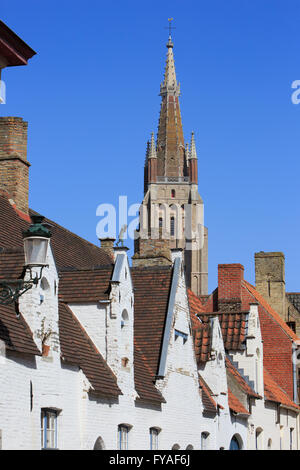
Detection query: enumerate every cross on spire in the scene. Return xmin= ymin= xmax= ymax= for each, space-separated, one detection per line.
xmin=165 ymin=18 xmax=175 ymax=39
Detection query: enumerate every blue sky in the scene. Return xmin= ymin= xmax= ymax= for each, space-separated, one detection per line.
xmin=1 ymin=0 xmax=300 ymax=293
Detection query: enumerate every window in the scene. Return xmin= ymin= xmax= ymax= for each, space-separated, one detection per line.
xmin=121 ymin=310 xmax=129 ymax=328
xmin=41 ymin=409 xmax=58 ymax=449
xmin=172 ymin=443 xmax=180 ymax=450
xmin=159 ymin=217 xmax=163 ymax=228
xmin=175 ymin=329 xmax=188 ymax=344
xmin=255 ymin=428 xmax=263 ymax=450
xmin=290 ymin=428 xmax=294 ymax=450
xmin=229 ymin=435 xmax=241 ymax=450
xmin=201 ymin=432 xmax=209 ymax=450
xmin=170 ymin=216 xmax=175 ymax=236
xmin=94 ymin=436 xmax=105 ymax=450
xmin=171 ymin=189 xmax=176 ymax=198
xmin=118 ymin=425 xmax=129 ymax=450
xmin=150 ymin=428 xmax=159 ymax=450
xmin=267 ymin=439 xmax=272 ymax=450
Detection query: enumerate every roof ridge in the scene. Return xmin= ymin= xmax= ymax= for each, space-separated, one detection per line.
xmin=29 ymin=208 xmax=110 ymax=257
xmin=243 ymin=280 xmax=299 ymax=341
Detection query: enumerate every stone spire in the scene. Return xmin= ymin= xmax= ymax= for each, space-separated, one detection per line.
xmin=160 ymin=36 xmax=180 ymax=95
xmin=156 ymin=36 xmax=186 ymax=178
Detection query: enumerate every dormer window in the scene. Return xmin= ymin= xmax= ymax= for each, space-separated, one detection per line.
xmin=174 ymin=329 xmax=188 ymax=344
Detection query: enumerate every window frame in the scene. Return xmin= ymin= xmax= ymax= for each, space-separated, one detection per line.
xmin=150 ymin=427 xmax=159 ymax=450
xmin=41 ymin=408 xmax=58 ymax=450
xmin=118 ymin=424 xmax=130 ymax=450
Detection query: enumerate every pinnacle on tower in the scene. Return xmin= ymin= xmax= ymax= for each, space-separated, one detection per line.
xmin=149 ymin=132 xmax=157 ymax=159
xmin=189 ymin=132 xmax=197 ymax=160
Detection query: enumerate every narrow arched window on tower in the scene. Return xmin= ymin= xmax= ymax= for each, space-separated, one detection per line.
xmin=170 ymin=216 xmax=175 ymax=236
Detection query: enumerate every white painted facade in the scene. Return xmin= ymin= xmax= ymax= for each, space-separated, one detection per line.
xmin=0 ymin=242 xmax=299 ymax=450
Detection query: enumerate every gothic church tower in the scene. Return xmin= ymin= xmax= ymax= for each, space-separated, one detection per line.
xmin=134 ymin=35 xmax=208 ymax=296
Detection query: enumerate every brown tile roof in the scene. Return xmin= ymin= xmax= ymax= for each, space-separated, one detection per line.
xmin=58 ymin=302 xmax=121 ymax=398
xmin=0 ymin=303 xmax=40 ymax=356
xmin=225 ymin=356 xmax=261 ymax=399
xmin=0 ymin=193 xmax=113 ymax=272
xmin=131 ymin=265 xmax=173 ymax=376
xmin=58 ymin=266 xmax=114 ymax=303
xmin=263 ymin=368 xmax=300 ymax=411
xmin=199 ymin=375 xmax=217 ymax=414
xmin=228 ymin=388 xmax=250 ymax=416
xmin=0 ymin=248 xmax=24 ymax=279
xmin=134 ymin=342 xmax=165 ymax=405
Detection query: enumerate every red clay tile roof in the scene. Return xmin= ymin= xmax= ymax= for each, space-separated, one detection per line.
xmin=132 ymin=265 xmax=173 ymax=376
xmin=0 ymin=303 xmax=40 ymax=356
xmin=242 ymin=280 xmax=298 ymax=399
xmin=134 ymin=342 xmax=165 ymax=405
xmin=243 ymin=281 xmax=299 ymax=341
xmin=199 ymin=375 xmax=217 ymax=413
xmin=188 ymin=289 xmax=248 ymax=352
xmin=0 ymin=194 xmax=113 ymax=271
xmin=58 ymin=302 xmax=121 ymax=398
xmin=225 ymin=356 xmax=261 ymax=399
xmin=197 ymin=312 xmax=248 ymax=351
xmin=228 ymin=388 xmax=250 ymax=416
xmin=58 ymin=266 xmax=114 ymax=303
xmin=193 ymin=324 xmax=211 ymax=364
xmin=263 ymin=368 xmax=300 ymax=411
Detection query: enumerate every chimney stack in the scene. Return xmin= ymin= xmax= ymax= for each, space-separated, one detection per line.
xmin=218 ymin=264 xmax=244 ymax=312
xmin=255 ymin=251 xmax=286 ymax=320
xmin=99 ymin=238 xmax=115 ymax=260
xmin=0 ymin=117 xmax=30 ymax=214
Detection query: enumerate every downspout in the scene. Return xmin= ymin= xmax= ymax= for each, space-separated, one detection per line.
xmin=292 ymin=342 xmax=298 ymax=404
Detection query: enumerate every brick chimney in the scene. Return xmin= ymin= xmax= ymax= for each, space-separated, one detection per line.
xmin=0 ymin=117 xmax=30 ymax=214
xmin=99 ymin=238 xmax=115 ymax=260
xmin=132 ymin=228 xmax=172 ymax=268
xmin=218 ymin=264 xmax=244 ymax=312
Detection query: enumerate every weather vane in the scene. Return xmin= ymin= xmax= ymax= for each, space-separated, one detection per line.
xmin=165 ymin=18 xmax=175 ymax=37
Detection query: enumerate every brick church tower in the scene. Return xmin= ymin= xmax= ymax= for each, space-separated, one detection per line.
xmin=134 ymin=35 xmax=208 ymax=296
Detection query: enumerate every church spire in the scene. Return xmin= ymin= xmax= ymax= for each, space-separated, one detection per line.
xmin=156 ymin=36 xmax=186 ymax=178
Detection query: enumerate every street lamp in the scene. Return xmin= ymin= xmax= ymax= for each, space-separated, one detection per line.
xmin=0 ymin=215 xmax=51 ymax=305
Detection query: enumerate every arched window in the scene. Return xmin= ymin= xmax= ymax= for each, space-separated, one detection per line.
xmin=93 ymin=436 xmax=105 ymax=450
xmin=186 ymin=444 xmax=194 ymax=450
xmin=201 ymin=432 xmax=209 ymax=450
xmin=150 ymin=428 xmax=160 ymax=450
xmin=255 ymin=428 xmax=263 ymax=450
xmin=170 ymin=216 xmax=175 ymax=236
xmin=267 ymin=438 xmax=272 ymax=450
xmin=121 ymin=310 xmax=129 ymax=328
xmin=229 ymin=435 xmax=242 ymax=450
xmin=172 ymin=443 xmax=180 ymax=450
